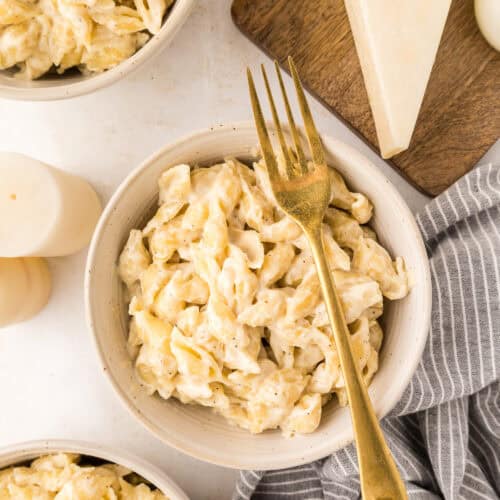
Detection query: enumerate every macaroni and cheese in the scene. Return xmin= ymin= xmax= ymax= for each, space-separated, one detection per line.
xmin=0 ymin=453 xmax=168 ymax=498
xmin=0 ymin=0 xmax=174 ymax=79
xmin=118 ymin=158 xmax=410 ymax=436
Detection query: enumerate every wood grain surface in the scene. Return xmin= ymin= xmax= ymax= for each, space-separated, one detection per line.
xmin=232 ymin=0 xmax=500 ymax=196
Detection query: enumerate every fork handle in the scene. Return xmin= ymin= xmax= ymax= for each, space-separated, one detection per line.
xmin=307 ymin=228 xmax=408 ymax=500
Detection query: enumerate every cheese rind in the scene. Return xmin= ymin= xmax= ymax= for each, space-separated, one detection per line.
xmin=344 ymin=0 xmax=451 ymax=158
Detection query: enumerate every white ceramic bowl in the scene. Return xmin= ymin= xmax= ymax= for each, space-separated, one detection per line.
xmin=85 ymin=123 xmax=431 ymax=470
xmin=0 ymin=0 xmax=195 ymax=101
xmin=0 ymin=440 xmax=189 ymax=499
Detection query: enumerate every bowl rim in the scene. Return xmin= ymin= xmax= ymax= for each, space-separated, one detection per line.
xmin=0 ymin=439 xmax=189 ymax=499
xmin=0 ymin=0 xmax=196 ymax=101
xmin=85 ymin=121 xmax=432 ymax=469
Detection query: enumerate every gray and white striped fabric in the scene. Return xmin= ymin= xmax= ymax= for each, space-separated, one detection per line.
xmin=234 ymin=163 xmax=500 ymax=500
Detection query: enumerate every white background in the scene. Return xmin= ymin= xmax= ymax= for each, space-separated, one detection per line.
xmin=0 ymin=1 xmax=499 ymax=499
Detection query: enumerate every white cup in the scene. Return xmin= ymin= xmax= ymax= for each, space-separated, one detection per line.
xmin=0 ymin=152 xmax=102 ymax=257
xmin=0 ymin=257 xmax=51 ymax=328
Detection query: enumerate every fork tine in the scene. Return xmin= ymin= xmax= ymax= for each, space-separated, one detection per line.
xmin=288 ymin=56 xmax=326 ymax=168
xmin=274 ymin=60 xmax=308 ymax=174
xmin=261 ymin=64 xmax=295 ymax=179
xmin=247 ymin=68 xmax=282 ymax=184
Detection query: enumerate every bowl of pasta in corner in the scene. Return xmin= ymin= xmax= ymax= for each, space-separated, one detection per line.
xmin=0 ymin=440 xmax=189 ymax=499
xmin=85 ymin=122 xmax=431 ymax=470
xmin=0 ymin=0 xmax=195 ymax=101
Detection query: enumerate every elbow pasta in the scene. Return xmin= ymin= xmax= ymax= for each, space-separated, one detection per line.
xmin=118 ymin=158 xmax=411 ymax=437
xmin=0 ymin=453 xmax=169 ymax=499
xmin=0 ymin=0 xmax=174 ymax=79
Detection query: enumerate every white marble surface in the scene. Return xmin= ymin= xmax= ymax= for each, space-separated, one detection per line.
xmin=0 ymin=1 xmax=498 ymax=499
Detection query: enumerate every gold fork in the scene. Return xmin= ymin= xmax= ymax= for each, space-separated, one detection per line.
xmin=247 ymin=57 xmax=408 ymax=500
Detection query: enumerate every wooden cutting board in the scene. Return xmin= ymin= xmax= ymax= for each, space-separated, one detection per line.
xmin=232 ymin=0 xmax=500 ymax=196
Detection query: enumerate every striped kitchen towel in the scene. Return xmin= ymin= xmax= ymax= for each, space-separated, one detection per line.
xmin=234 ymin=163 xmax=500 ymax=500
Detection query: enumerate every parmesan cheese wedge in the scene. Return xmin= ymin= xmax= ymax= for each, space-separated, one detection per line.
xmin=344 ymin=0 xmax=452 ymax=158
